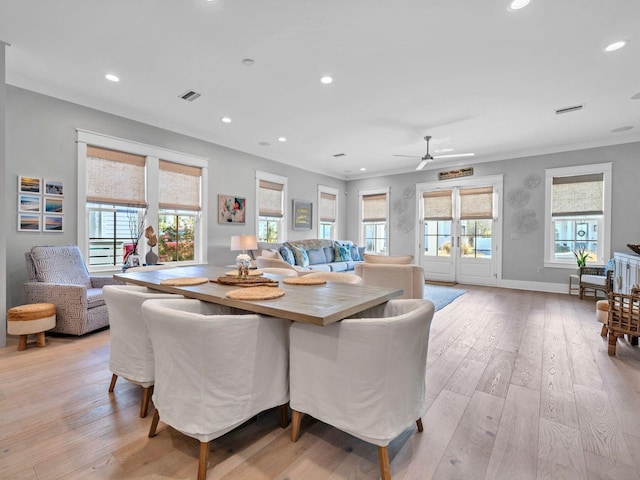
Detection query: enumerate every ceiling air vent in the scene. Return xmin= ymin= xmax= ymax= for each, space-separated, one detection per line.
xmin=555 ymin=104 xmax=583 ymax=115
xmin=333 ymin=153 xmax=346 ymax=157
xmin=179 ymin=90 xmax=201 ymax=102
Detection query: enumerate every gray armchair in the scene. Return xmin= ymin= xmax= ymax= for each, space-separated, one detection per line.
xmin=24 ymin=245 xmax=123 ymax=335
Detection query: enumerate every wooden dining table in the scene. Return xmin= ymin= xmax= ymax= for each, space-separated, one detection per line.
xmin=114 ymin=265 xmax=402 ymax=326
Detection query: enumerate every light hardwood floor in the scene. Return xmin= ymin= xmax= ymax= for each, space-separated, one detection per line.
xmin=2 ymin=286 xmax=640 ymax=480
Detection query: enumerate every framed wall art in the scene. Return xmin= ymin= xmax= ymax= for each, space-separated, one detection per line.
xmin=218 ymin=195 xmax=246 ymax=224
xmin=18 ymin=214 xmax=41 ymax=232
xmin=43 ymin=215 xmax=64 ymax=232
xmin=44 ymin=197 xmax=64 ymax=214
xmin=44 ymin=179 xmax=64 ymax=196
xmin=18 ymin=176 xmax=41 ymax=194
xmin=293 ymin=199 xmax=312 ymax=230
xmin=18 ymin=194 xmax=41 ymax=213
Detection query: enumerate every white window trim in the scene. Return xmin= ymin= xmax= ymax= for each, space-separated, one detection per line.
xmin=255 ymin=170 xmax=288 ymax=243
xmin=317 ymin=185 xmax=339 ymax=240
xmin=543 ymin=162 xmax=612 ymax=269
xmin=77 ymin=129 xmax=209 ymax=272
xmin=358 ymin=186 xmax=390 ymax=254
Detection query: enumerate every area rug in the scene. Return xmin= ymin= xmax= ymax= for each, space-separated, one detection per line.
xmin=423 ymin=284 xmax=467 ymax=311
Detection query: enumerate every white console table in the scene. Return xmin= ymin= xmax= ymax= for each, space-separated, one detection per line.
xmin=613 ymin=251 xmax=640 ymax=294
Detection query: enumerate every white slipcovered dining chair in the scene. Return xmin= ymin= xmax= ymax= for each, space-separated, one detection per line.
xmin=304 ymin=271 xmax=363 ymax=285
xmin=142 ymin=298 xmax=291 ymax=480
xmin=103 ymin=285 xmax=180 ymax=417
xmin=289 ymin=299 xmax=435 ymax=480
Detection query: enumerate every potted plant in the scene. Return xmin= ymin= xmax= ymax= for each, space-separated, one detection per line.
xmin=573 ymin=247 xmax=589 ymax=273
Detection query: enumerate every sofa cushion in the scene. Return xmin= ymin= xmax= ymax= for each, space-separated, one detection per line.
xmin=324 ymin=246 xmax=335 ymax=263
xmin=308 ymin=264 xmax=332 ymax=272
xmin=279 ymin=246 xmax=295 ymax=265
xmin=291 ymin=245 xmax=310 ymax=267
xmin=330 ymin=262 xmax=349 ymax=272
xmin=334 ymin=242 xmax=353 ymax=262
xmin=307 ymin=248 xmax=327 ymax=265
xmin=30 ymin=245 xmax=92 ymax=288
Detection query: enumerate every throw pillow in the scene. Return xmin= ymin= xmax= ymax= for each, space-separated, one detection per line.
xmin=261 ymin=249 xmax=283 ymax=260
xmin=291 ymin=245 xmax=310 ymax=267
xmin=334 ymin=242 xmax=353 ymax=262
xmin=279 ymin=246 xmax=295 ymax=265
xmin=350 ymin=244 xmax=362 ymax=261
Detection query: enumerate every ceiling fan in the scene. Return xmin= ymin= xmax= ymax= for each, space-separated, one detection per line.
xmin=393 ymin=135 xmax=475 ymax=170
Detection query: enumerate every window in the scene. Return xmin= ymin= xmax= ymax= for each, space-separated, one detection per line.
xmin=423 ymin=190 xmax=453 ymax=257
xmin=544 ymin=163 xmax=612 ymax=267
xmin=459 ymin=187 xmax=493 ymax=259
xmin=360 ymin=188 xmax=389 ymax=254
xmin=256 ymin=171 xmax=287 ymax=243
xmin=77 ymin=130 xmax=208 ymax=271
xmin=318 ymin=185 xmax=338 ymax=240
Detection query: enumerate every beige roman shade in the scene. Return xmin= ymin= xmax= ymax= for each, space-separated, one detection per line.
xmin=159 ymin=160 xmax=202 ymax=210
xmin=362 ymin=193 xmax=387 ymax=222
xmin=319 ymin=192 xmax=337 ymax=222
xmin=86 ymin=146 xmax=146 ymax=206
xmin=423 ymin=190 xmax=452 ymax=221
xmin=259 ymin=180 xmax=284 ymax=217
xmin=459 ymin=187 xmax=493 ymax=220
xmin=552 ymin=173 xmax=604 ymax=217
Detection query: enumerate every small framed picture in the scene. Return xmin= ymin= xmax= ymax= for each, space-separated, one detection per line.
xmin=293 ymin=199 xmax=312 ymax=230
xmin=43 ymin=215 xmax=64 ymax=232
xmin=44 ymin=179 xmax=64 ymax=196
xmin=18 ymin=176 xmax=41 ymax=194
xmin=128 ymin=254 xmax=141 ymax=267
xmin=44 ymin=197 xmax=64 ymax=214
xmin=218 ymin=195 xmax=246 ymax=224
xmin=18 ymin=213 xmax=41 ymax=232
xmin=18 ymin=194 xmax=41 ymax=213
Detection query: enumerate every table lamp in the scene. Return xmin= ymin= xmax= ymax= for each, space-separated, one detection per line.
xmin=230 ymin=235 xmax=258 ymax=278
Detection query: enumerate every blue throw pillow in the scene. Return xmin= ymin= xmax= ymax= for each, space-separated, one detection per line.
xmin=334 ymin=242 xmax=353 ymax=262
xmin=605 ymin=258 xmax=615 ymax=273
xmin=351 ymin=244 xmax=362 ymax=261
xmin=291 ymin=245 xmax=310 ymax=267
xmin=279 ymin=246 xmax=295 ymax=265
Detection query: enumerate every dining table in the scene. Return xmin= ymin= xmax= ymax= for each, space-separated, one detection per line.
xmin=114 ymin=265 xmax=403 ymax=326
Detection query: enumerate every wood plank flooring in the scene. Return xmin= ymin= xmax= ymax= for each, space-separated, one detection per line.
xmin=1 ymin=285 xmax=640 ymax=480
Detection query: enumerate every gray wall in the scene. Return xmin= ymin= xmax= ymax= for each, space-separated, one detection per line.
xmin=5 ymin=86 xmax=346 ymax=313
xmin=1 ymin=44 xmax=7 ymax=347
xmin=346 ymin=142 xmax=640 ymax=286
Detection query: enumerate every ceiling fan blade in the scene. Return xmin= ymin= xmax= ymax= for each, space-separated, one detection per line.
xmin=433 ymin=153 xmax=475 ymax=159
xmin=393 ymin=154 xmax=421 ymax=158
xmin=416 ymin=159 xmax=433 ymax=171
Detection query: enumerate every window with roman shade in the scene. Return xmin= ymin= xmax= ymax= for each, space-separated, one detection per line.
xmin=159 ymin=160 xmax=202 ymax=211
xmin=256 ymin=172 xmax=287 ymax=243
xmin=362 ymin=193 xmax=387 ymax=222
xmin=423 ymin=190 xmax=452 ymax=220
xmin=318 ymin=190 xmax=337 ymax=239
xmin=459 ymin=186 xmax=494 ymax=220
xmin=551 ymin=174 xmax=603 ymax=217
xmin=259 ymin=180 xmax=284 ymax=218
xmin=86 ymin=146 xmax=146 ymax=206
xmin=422 ymin=190 xmax=453 ymax=257
xmin=360 ymin=190 xmax=389 ymax=254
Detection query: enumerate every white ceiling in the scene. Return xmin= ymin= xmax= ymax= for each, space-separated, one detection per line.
xmin=1 ymin=0 xmax=639 ymax=180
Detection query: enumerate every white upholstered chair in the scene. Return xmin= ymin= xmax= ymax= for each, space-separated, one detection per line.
xmin=304 ymin=271 xmax=363 ymax=285
xmin=354 ymin=263 xmax=425 ymax=299
xmin=142 ymin=298 xmax=291 ymax=480
xmin=257 ymin=267 xmax=299 ymax=277
xmin=289 ymin=299 xmax=435 ymax=480
xmin=103 ymin=285 xmax=180 ymax=417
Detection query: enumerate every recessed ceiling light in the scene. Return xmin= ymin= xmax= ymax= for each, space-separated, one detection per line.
xmin=278 ymin=137 xmax=287 ymax=142
xmin=360 ymin=167 xmax=366 ymax=171
xmin=605 ymin=40 xmax=627 ymax=52
xmin=435 ymin=153 xmax=475 ymax=159
xmin=611 ymin=126 xmax=634 ymax=133
xmin=320 ymin=76 xmax=333 ymax=84
xmin=507 ymin=0 xmax=531 ymax=11
xmin=221 ymin=117 xmax=232 ymax=123
xmin=105 ymin=74 xmax=120 ymax=82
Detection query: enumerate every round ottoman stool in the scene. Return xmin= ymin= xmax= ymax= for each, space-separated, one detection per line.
xmin=7 ymin=303 xmax=56 ymax=351
xmin=596 ymin=300 xmax=608 ymax=337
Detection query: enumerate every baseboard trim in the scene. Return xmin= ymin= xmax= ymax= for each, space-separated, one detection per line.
xmin=497 ymin=279 xmax=568 ymax=294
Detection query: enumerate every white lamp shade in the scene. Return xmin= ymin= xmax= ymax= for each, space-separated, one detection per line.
xmin=230 ymin=235 xmax=258 ymax=251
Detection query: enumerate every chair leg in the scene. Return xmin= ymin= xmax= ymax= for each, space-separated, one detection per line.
xmin=108 ymin=374 xmax=118 ymax=393
xmin=149 ymin=409 xmax=160 ymax=437
xmin=630 ymin=335 xmax=638 ymax=347
xmin=36 ymin=331 xmax=46 ymax=347
xmin=198 ymin=441 xmax=210 ymax=480
xmin=17 ymin=335 xmax=27 ymax=351
xmin=278 ymin=403 xmax=289 ymax=428
xmin=140 ymin=386 xmax=153 ymax=418
xmin=579 ymin=286 xmax=584 ymax=299
xmin=600 ymin=324 xmax=608 ymax=337
xmin=377 ymin=446 xmax=391 ymax=480
xmin=291 ymin=409 xmax=304 ymax=442
xmin=608 ymin=331 xmax=617 ymax=356
xmin=416 ymin=418 xmax=424 ymax=432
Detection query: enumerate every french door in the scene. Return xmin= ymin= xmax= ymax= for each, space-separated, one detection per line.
xmin=416 ymin=176 xmax=502 ymax=285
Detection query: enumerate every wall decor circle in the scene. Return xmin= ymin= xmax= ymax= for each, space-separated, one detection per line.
xmin=506 ymin=187 xmax=531 ymax=208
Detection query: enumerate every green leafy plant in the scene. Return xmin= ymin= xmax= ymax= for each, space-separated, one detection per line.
xmin=573 ymin=247 xmax=589 ymax=267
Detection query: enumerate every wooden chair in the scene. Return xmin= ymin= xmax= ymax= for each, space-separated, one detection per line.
xmin=607 ymin=292 xmax=640 ymax=356
xmin=579 ymin=266 xmax=613 ymax=299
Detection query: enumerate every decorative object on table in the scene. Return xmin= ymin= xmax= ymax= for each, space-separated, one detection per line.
xmin=224 ymin=269 xmax=263 ymax=277
xmin=225 ymin=286 xmax=285 ymax=300
xmin=123 ymin=208 xmax=148 ymax=265
xmin=145 ymin=226 xmax=158 ymax=266
xmin=128 ymin=254 xmax=141 ymax=267
xmin=293 ymin=199 xmax=312 ymax=230
xmin=218 ymin=194 xmax=246 ymax=224
xmin=627 ymin=244 xmax=640 ymax=255
xmin=214 ymin=276 xmax=278 ymax=287
xmin=230 ymin=234 xmax=258 ymax=279
xmin=159 ymin=277 xmax=209 ymax=286
xmin=283 ymin=276 xmax=327 ymax=285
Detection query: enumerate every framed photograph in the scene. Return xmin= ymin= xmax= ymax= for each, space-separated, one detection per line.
xmin=218 ymin=195 xmax=246 ymax=224
xmin=43 ymin=215 xmax=64 ymax=232
xmin=18 ymin=213 xmax=41 ymax=232
xmin=18 ymin=194 xmax=41 ymax=213
xmin=44 ymin=179 xmax=64 ymax=196
xmin=293 ymin=199 xmax=312 ymax=230
xmin=44 ymin=197 xmax=64 ymax=214
xmin=128 ymin=254 xmax=141 ymax=267
xmin=18 ymin=176 xmax=41 ymax=194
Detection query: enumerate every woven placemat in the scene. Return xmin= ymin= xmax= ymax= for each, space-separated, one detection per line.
xmin=225 ymin=286 xmax=285 ymax=300
xmin=224 ymin=269 xmax=263 ymax=277
xmin=283 ymin=276 xmax=327 ymax=285
xmin=160 ymin=277 xmax=209 ymax=286
xmin=214 ymin=276 xmax=278 ymax=287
